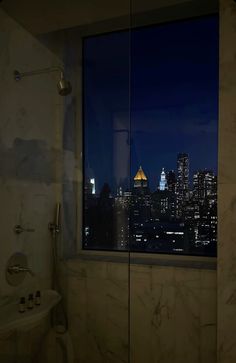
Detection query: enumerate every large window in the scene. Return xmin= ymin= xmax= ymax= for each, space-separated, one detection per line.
xmin=83 ymin=15 xmax=219 ymax=256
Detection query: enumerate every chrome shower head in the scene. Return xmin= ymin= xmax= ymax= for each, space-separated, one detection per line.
xmin=14 ymin=66 xmax=72 ymax=96
xmin=57 ymin=74 xmax=72 ymax=96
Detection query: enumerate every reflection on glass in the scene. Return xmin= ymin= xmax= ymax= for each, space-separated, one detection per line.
xmin=83 ymin=15 xmax=219 ymax=256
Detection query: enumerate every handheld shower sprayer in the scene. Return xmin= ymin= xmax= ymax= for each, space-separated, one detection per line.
xmin=55 ymin=203 xmax=61 ymax=233
xmin=14 ymin=66 xmax=72 ymax=96
xmin=49 ymin=203 xmax=61 ymax=235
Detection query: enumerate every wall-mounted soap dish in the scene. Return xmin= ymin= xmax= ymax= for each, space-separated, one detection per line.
xmin=0 ymin=290 xmax=61 ymax=334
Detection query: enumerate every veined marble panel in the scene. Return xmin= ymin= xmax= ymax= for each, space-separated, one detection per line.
xmin=218 ymin=184 xmax=236 ymax=362
xmin=130 ymin=265 xmax=216 ymax=363
xmin=62 ymin=259 xmax=216 ymax=363
xmin=219 ymin=0 xmax=236 ymax=185
xmin=64 ymin=259 xmax=129 ymax=363
xmin=218 ymin=1 xmax=236 ymax=362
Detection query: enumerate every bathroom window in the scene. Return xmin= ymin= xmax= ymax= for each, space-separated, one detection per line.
xmin=83 ymin=15 xmax=219 ymax=256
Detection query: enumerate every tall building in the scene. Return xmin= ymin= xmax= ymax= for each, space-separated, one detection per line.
xmin=134 ymin=166 xmax=148 ymax=190
xmin=131 ymin=166 xmax=151 ymax=246
xmin=176 ymin=153 xmax=189 ymax=216
xmin=90 ymin=178 xmax=96 ymax=194
xmin=166 ymin=170 xmax=177 ymax=193
xmin=193 ymin=170 xmax=216 ymax=202
xmin=190 ymin=170 xmax=217 ymax=250
xmin=152 ymin=190 xmax=170 ymax=217
xmin=177 ymin=153 xmax=189 ymax=193
xmin=84 ymin=179 xmax=93 ymax=196
xmin=159 ymin=168 xmax=168 ymax=191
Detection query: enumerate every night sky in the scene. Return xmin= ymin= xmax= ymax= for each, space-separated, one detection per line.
xmin=84 ymin=15 xmax=219 ymax=192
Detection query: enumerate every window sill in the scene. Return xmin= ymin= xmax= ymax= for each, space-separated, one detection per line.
xmin=74 ymin=249 xmax=217 ymax=270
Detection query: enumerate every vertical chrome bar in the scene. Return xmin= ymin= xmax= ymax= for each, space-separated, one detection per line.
xmin=55 ymin=203 xmax=61 ymax=233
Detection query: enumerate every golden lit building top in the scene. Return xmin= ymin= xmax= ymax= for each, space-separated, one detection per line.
xmin=134 ymin=166 xmax=147 ymax=181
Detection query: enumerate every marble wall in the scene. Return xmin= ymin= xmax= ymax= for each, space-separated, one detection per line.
xmin=0 ymin=8 xmax=64 ymax=362
xmin=60 ymin=259 xmax=129 ymax=363
xmin=59 ymin=258 xmax=216 ymax=363
xmin=130 ymin=264 xmax=216 ymax=363
xmin=218 ymin=1 xmax=236 ymax=362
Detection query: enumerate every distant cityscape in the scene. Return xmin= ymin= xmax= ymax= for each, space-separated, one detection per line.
xmin=84 ymin=153 xmax=217 ymax=256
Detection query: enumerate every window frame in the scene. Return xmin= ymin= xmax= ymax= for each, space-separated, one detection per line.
xmin=78 ymin=8 xmax=219 ymax=267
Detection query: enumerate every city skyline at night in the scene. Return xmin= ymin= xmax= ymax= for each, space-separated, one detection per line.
xmin=84 ymin=152 xmax=217 ymax=255
xmin=85 ymin=156 xmax=216 ymax=196
xmin=84 ymin=15 xmax=218 ymax=193
xmin=83 ymin=15 xmax=218 ymax=256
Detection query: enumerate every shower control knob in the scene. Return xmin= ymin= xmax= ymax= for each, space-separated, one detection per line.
xmin=14 ymin=70 xmax=21 ymax=81
xmin=14 ymin=225 xmax=35 ymax=234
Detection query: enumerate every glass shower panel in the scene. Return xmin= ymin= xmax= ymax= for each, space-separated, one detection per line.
xmin=80 ymin=2 xmax=131 ymax=363
xmin=130 ymin=1 xmax=219 ymax=362
xmin=83 ymin=31 xmax=131 ymax=252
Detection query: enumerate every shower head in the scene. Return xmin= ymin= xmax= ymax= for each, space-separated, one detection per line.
xmin=57 ymin=74 xmax=72 ymax=96
xmin=14 ymin=66 xmax=72 ymax=96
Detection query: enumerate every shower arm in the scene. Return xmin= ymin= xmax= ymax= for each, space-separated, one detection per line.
xmin=14 ymin=66 xmax=64 ymax=81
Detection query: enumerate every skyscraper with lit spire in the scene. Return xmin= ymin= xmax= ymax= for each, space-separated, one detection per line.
xmin=134 ymin=166 xmax=148 ymax=189
xmin=159 ymin=168 xmax=168 ymax=191
xmin=132 ymin=166 xmax=151 ymax=228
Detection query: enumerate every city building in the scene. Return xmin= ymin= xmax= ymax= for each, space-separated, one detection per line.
xmin=84 ymin=156 xmax=217 ymax=255
xmin=176 ymin=153 xmax=189 ymax=216
xmin=159 ymin=168 xmax=168 ymax=190
xmin=134 ymin=166 xmax=148 ymax=189
xmin=166 ymin=170 xmax=177 ymax=193
xmin=193 ymin=170 xmax=216 ymax=203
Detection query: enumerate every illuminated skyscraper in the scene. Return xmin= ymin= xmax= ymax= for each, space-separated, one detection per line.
xmin=85 ymin=179 xmax=93 ymax=196
xmin=134 ymin=166 xmax=148 ymax=189
xmin=131 ymin=166 xmax=151 ymax=235
xmin=176 ymin=153 xmax=189 ymax=216
xmin=193 ymin=170 xmax=216 ymax=202
xmin=177 ymin=153 xmax=189 ymax=192
xmin=191 ymin=170 xmax=217 ymax=248
xmin=90 ymin=178 xmax=96 ymax=195
xmin=159 ymin=168 xmax=167 ymax=191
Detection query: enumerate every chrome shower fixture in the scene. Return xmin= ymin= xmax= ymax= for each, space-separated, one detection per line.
xmin=14 ymin=66 xmax=72 ymax=96
xmin=48 ymin=203 xmax=61 ymax=235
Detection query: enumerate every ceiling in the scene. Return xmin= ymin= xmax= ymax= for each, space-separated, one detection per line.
xmin=0 ymin=0 xmax=218 ymax=35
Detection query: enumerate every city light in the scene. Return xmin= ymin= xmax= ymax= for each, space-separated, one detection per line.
xmin=84 ymin=157 xmax=217 ymax=255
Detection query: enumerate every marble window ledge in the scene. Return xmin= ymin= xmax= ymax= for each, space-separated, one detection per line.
xmin=70 ymin=250 xmax=217 ymax=270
